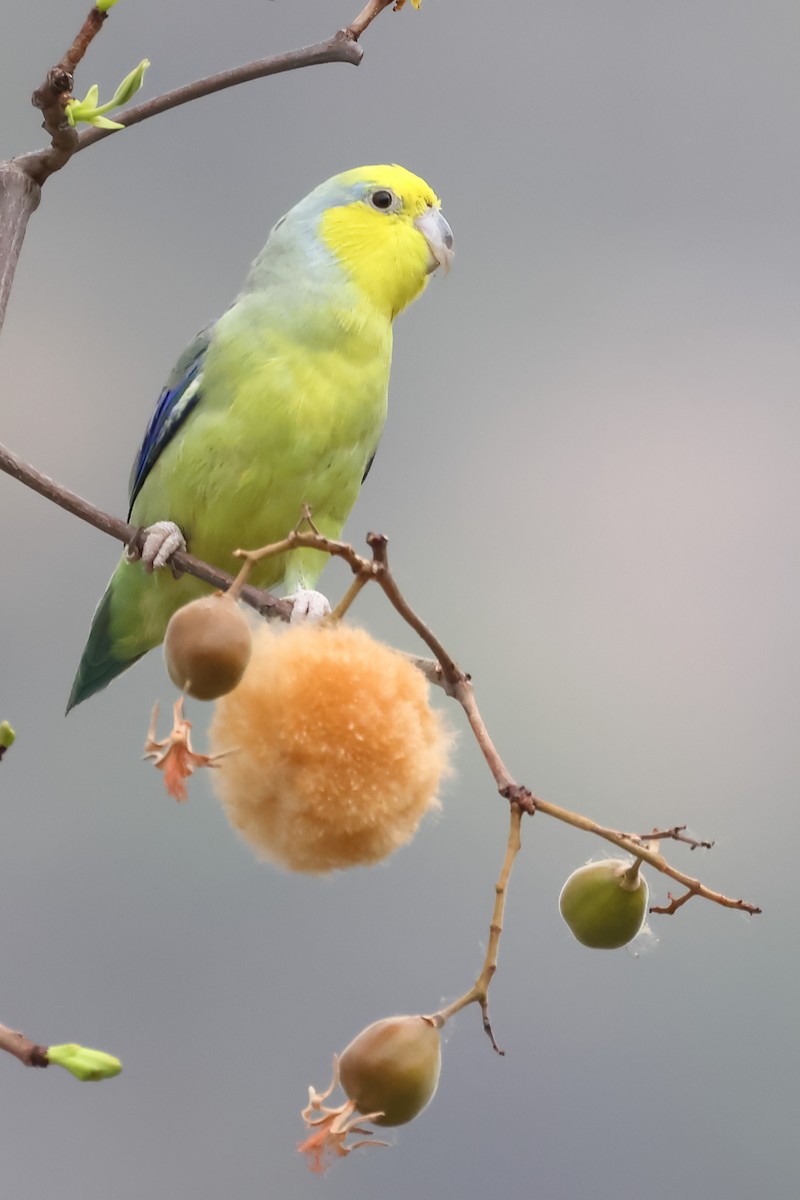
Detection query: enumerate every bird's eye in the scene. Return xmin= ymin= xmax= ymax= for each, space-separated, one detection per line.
xmin=368 ymin=189 xmax=398 ymax=212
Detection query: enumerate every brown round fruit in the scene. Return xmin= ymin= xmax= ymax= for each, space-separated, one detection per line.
xmin=163 ymin=593 xmax=252 ymax=700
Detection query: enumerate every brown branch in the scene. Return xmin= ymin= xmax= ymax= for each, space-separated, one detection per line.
xmin=650 ymin=888 xmax=701 ymax=916
xmin=234 ymin=523 xmax=761 ymax=918
xmin=625 ymin=825 xmax=715 ymax=851
xmin=233 ymin=525 xmax=465 ymax=687
xmin=0 ymin=443 xmax=761 ymax=918
xmin=436 ymin=676 xmax=751 ymax=913
xmin=0 ymin=1021 xmax=48 ymax=1069
xmin=0 ymin=441 xmax=291 ymax=621
xmin=0 ymin=164 xmax=41 ymax=333
xmin=453 ymin=677 xmax=519 ymax=793
xmin=366 ymin=533 xmax=463 ymax=688
xmin=16 ymin=3 xmax=387 ymax=190
xmin=73 ymin=36 xmax=363 ymax=155
xmin=19 ymin=35 xmax=363 ymax=186
xmin=345 ymin=0 xmax=395 ymax=39
xmin=1 ymin=0 xmax=402 ymax=336
xmin=432 ymin=692 xmax=752 ymax=913
xmin=43 ymin=3 xmax=108 ymax=82
xmin=520 ymin=793 xmax=761 ymax=915
xmin=29 ymin=4 xmax=109 ymax=165
xmin=433 ymin=803 xmax=524 ymax=1053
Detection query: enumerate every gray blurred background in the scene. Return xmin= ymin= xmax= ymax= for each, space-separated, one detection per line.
xmin=1 ymin=2 xmax=798 ymax=1197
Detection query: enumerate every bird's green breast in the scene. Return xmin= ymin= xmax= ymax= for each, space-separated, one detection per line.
xmin=127 ymin=292 xmax=392 ymax=616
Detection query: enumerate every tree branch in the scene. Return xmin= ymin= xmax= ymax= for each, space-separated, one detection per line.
xmin=1 ymin=0 xmax=395 ymax=337
xmin=29 ymin=3 xmax=110 ymax=161
xmin=74 ymin=35 xmax=363 ymax=157
xmin=433 ymin=803 xmax=524 ymax=1053
xmin=0 ymin=446 xmax=761 ymax=917
xmin=229 ymin=520 xmax=762 ymax=918
xmin=0 ymin=441 xmax=291 ymax=620
xmin=18 ymin=35 xmax=363 ymax=186
xmin=345 ymin=0 xmax=395 ymax=40
xmin=0 ymin=164 xmax=41 ymax=332
xmin=0 ymin=1021 xmax=48 ymax=1069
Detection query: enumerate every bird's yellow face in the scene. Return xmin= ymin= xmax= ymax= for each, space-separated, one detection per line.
xmin=319 ymin=165 xmax=454 ymax=318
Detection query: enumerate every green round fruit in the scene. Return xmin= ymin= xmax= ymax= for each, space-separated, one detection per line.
xmin=559 ymin=858 xmax=649 ymax=949
xmin=339 ymin=1015 xmax=441 ymax=1127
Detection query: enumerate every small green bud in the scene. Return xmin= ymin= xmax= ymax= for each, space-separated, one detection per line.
xmin=0 ymin=720 xmax=15 ymax=750
xmin=65 ymin=59 xmax=149 ymax=129
xmin=338 ymin=1015 xmax=441 ymax=1127
xmin=109 ymin=59 xmax=151 ymax=108
xmin=95 ymin=0 xmax=119 ymax=12
xmin=559 ymin=858 xmax=649 ymax=950
xmin=48 ymin=1043 xmax=122 ymax=1082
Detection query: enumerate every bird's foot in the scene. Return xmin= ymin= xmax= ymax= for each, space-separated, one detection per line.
xmin=127 ymin=521 xmax=187 ymax=574
xmin=286 ymin=588 xmax=332 ymax=624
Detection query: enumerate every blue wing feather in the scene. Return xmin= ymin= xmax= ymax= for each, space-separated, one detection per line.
xmin=127 ymin=327 xmax=212 ymax=515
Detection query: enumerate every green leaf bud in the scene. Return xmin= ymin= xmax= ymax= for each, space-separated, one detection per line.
xmin=48 ymin=1043 xmax=122 ymax=1081
xmin=109 ymin=59 xmax=150 ymax=108
xmin=65 ymin=59 xmax=149 ymax=130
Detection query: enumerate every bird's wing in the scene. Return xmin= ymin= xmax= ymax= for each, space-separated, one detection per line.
xmin=127 ymin=327 xmax=212 ymax=516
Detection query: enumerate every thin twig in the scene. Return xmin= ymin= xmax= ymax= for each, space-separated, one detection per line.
xmin=366 ymin=533 xmax=463 ymax=688
xmin=625 ymin=825 xmax=715 ymax=851
xmin=0 ymin=1021 xmax=48 ymax=1069
xmin=345 ymin=0 xmax=395 ymax=39
xmin=29 ymin=3 xmax=109 ymax=165
xmin=433 ymin=804 xmax=524 ymax=1052
xmin=519 ymin=793 xmax=760 ymax=915
xmin=650 ymin=888 xmax=701 ymax=916
xmin=234 ymin=526 xmax=465 ymax=685
xmin=73 ymin=36 xmax=363 ymax=153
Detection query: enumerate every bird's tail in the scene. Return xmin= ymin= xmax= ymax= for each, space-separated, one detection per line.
xmin=67 ymin=555 xmax=212 ymax=712
xmin=66 ymin=579 xmax=146 ymax=712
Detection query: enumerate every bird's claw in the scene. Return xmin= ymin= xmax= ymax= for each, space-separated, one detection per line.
xmin=127 ymin=521 xmax=187 ymax=573
xmin=287 ymin=588 xmax=332 ymax=624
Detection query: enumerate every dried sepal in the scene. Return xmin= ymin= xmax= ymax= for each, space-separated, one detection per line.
xmin=299 ymin=1059 xmax=387 ymax=1175
xmin=143 ymin=697 xmax=229 ymax=802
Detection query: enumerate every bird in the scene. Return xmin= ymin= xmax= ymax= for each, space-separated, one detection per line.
xmin=67 ymin=164 xmax=453 ymax=711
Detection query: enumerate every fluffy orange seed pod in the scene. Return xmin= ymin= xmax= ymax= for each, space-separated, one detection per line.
xmin=209 ymin=623 xmax=452 ymax=873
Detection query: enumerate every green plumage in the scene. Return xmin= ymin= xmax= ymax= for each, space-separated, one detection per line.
xmin=68 ymin=165 xmax=452 ymax=710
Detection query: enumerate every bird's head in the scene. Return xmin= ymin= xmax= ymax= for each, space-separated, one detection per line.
xmin=271 ymin=165 xmax=453 ymax=320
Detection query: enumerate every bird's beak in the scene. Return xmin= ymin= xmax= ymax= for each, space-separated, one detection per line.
xmin=416 ymin=206 xmax=455 ymax=275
